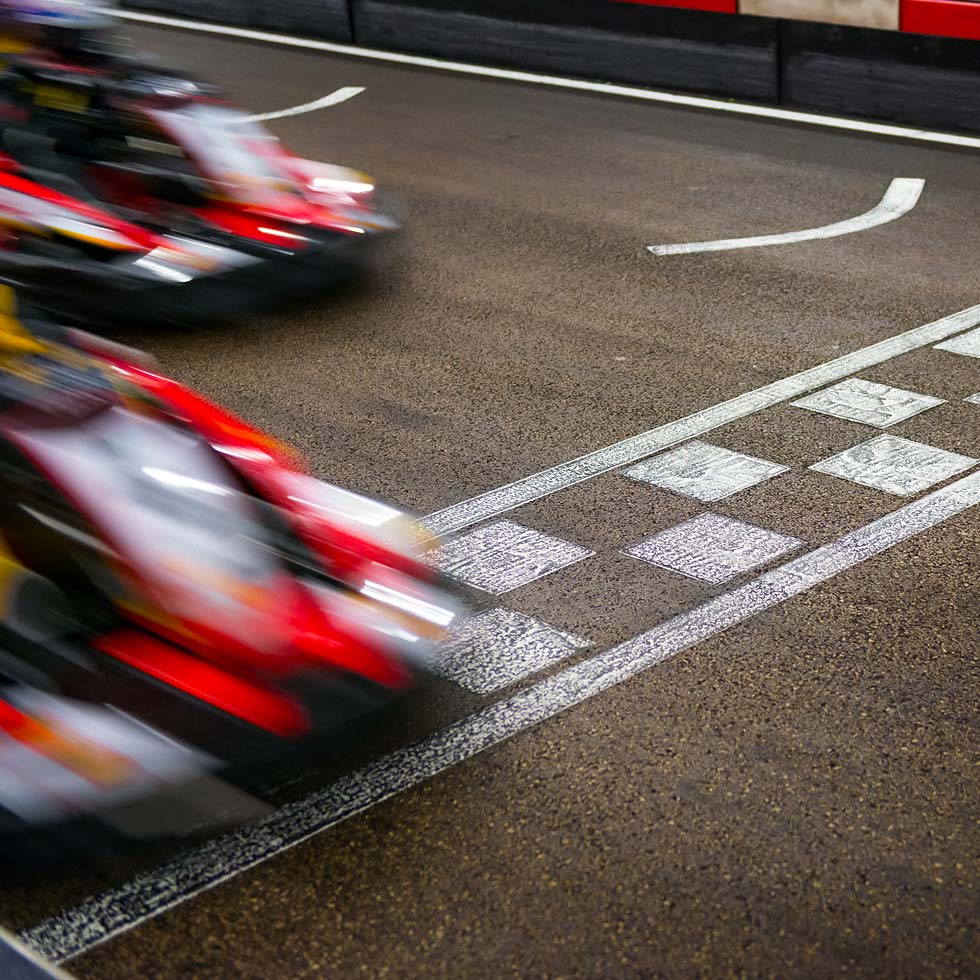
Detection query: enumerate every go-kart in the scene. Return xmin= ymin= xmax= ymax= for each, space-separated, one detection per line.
xmin=0 ymin=35 xmax=396 ymax=325
xmin=0 ymin=293 xmax=460 ymax=827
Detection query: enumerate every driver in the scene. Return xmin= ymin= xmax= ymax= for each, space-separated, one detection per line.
xmin=0 ymin=286 xmax=122 ymax=418
xmin=0 ymin=0 xmax=118 ymax=61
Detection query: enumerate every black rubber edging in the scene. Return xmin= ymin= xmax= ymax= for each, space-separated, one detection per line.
xmin=351 ymin=0 xmax=779 ymax=101
xmin=780 ymin=20 xmax=980 ymax=134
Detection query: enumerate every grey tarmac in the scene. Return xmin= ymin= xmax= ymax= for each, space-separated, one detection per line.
xmin=1 ymin=20 xmax=978 ymax=980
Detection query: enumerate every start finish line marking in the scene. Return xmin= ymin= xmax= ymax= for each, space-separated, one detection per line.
xmin=22 ymin=303 xmax=980 ymax=965
xmin=422 ymin=304 xmax=980 ymax=536
xmin=25 ymin=471 xmax=980 ymax=965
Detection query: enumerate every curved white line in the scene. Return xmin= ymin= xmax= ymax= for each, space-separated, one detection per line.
xmin=245 ymin=86 xmax=364 ymax=122
xmin=648 ymin=177 xmax=924 ymax=256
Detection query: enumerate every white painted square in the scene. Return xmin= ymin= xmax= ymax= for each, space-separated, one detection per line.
xmin=935 ymin=328 xmax=980 ymax=358
xmin=624 ymin=440 xmax=789 ymax=501
xmin=966 ymin=393 xmax=980 ymax=405
xmin=810 ymin=435 xmax=977 ymax=496
xmin=791 ymin=378 xmax=943 ymax=428
xmin=435 ymin=608 xmax=590 ymax=694
xmin=625 ymin=513 xmax=804 ymax=585
xmin=424 ymin=520 xmax=593 ymax=595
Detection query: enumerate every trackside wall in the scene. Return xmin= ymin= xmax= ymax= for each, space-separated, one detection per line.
xmin=120 ymin=0 xmax=980 ymax=133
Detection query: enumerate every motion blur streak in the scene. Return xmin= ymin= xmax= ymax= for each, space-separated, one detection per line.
xmin=0 ymin=285 xmax=462 ymax=835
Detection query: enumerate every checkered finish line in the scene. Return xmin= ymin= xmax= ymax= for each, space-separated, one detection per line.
xmin=20 ymin=310 xmax=980 ymax=967
xmin=426 ymin=341 xmax=980 ymax=696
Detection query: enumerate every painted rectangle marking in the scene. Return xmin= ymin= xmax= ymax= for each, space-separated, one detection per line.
xmin=791 ymin=378 xmax=944 ymax=428
xmin=810 ymin=435 xmax=977 ymax=496
xmin=935 ymin=328 xmax=980 ymax=358
xmin=624 ymin=440 xmax=789 ymax=501
xmin=437 ymin=608 xmax=590 ymax=694
xmin=423 ymin=520 xmax=593 ymax=595
xmin=626 ymin=513 xmax=804 ymax=583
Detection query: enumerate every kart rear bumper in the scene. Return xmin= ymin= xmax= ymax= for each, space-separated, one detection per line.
xmin=2 ymin=224 xmax=393 ymax=328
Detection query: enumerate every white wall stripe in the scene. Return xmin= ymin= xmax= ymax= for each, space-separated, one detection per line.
xmin=24 ymin=468 xmax=980 ymax=965
xmin=245 ymin=86 xmax=364 ymax=122
xmin=423 ymin=304 xmax=980 ymax=536
xmin=648 ymin=177 xmax=923 ymax=256
xmin=114 ymin=10 xmax=980 ymax=152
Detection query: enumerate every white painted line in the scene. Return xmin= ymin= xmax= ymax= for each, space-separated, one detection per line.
xmin=935 ymin=327 xmax=980 ymax=358
xmin=966 ymin=393 xmax=980 ymax=405
xmin=791 ymin=378 xmax=944 ymax=428
xmin=114 ymin=10 xmax=980 ymax=152
xmin=624 ymin=441 xmax=789 ymax=501
xmin=26 ymin=468 xmax=980 ymax=965
xmin=437 ymin=608 xmax=590 ymax=694
xmin=244 ymin=86 xmax=364 ymax=122
xmin=625 ymin=513 xmax=803 ymax=584
xmin=648 ymin=178 xmax=923 ymax=256
xmin=810 ymin=435 xmax=977 ymax=496
xmin=423 ymin=304 xmax=980 ymax=536
xmin=423 ymin=520 xmax=593 ymax=595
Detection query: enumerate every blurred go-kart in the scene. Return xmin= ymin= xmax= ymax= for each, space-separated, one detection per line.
xmin=0 ymin=681 xmax=246 ymax=835
xmin=0 ymin=292 xmax=460 ymax=829
xmin=0 ymin=6 xmax=396 ymax=326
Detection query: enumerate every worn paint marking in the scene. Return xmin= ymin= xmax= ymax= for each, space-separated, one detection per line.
xmin=436 ymin=608 xmax=590 ymax=694
xmin=423 ymin=305 xmax=980 ymax=536
xmin=810 ymin=435 xmax=977 ymax=496
xmin=423 ymin=521 xmax=593 ymax=595
xmin=792 ymin=378 xmax=944 ymax=428
xmin=624 ymin=441 xmax=789 ymax=501
xmin=25 ymin=469 xmax=980 ymax=965
xmin=625 ymin=513 xmax=804 ymax=584
xmin=935 ymin=327 xmax=980 ymax=358
xmin=648 ymin=178 xmax=923 ymax=256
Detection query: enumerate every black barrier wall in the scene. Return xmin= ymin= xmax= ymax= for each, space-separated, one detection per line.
xmin=123 ymin=0 xmax=353 ymax=39
xmin=351 ymin=0 xmax=778 ymax=101
xmin=780 ymin=21 xmax=980 ymax=132
xmin=122 ymin=0 xmax=980 ymax=133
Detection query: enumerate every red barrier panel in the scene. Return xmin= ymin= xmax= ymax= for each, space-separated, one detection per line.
xmin=614 ymin=0 xmax=738 ymax=13
xmin=901 ymin=0 xmax=980 ymax=38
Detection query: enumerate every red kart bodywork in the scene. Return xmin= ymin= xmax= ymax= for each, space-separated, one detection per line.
xmin=0 ymin=58 xmax=397 ymax=325
xmin=0 ymin=328 xmax=457 ymax=750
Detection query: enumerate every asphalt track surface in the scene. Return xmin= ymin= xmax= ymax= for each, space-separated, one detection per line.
xmin=3 ymin=20 xmax=980 ymax=980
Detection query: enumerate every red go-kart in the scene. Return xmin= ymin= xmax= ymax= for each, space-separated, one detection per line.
xmin=0 ymin=296 xmax=460 ymax=829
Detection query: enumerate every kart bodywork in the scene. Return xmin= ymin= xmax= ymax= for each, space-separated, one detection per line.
xmin=0 ymin=55 xmax=396 ymax=325
xmin=0 ymin=298 xmax=458 ymax=827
